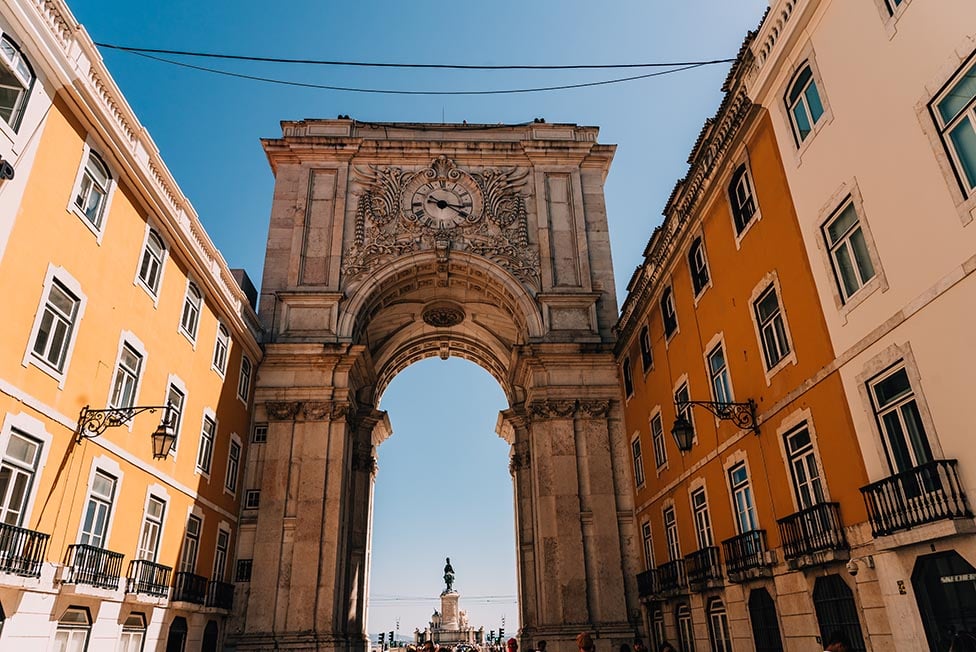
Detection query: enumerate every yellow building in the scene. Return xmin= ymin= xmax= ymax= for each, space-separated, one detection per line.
xmin=615 ymin=37 xmax=880 ymax=651
xmin=0 ymin=0 xmax=261 ymax=649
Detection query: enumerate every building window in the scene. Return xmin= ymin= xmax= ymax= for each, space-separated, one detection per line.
xmin=179 ymin=515 xmax=201 ymax=573
xmin=754 ymin=285 xmax=791 ymax=370
xmin=120 ymin=612 xmax=147 ymax=652
xmin=137 ymin=229 xmax=165 ymax=296
xmin=729 ymin=462 xmax=758 ymax=534
xmin=676 ymin=603 xmax=696 ymax=652
xmin=729 ymin=164 xmax=757 ymax=234
xmin=213 ymin=529 xmax=229 ymax=581
xmin=252 ymin=423 xmax=268 ymax=444
xmin=884 ymin=0 xmax=904 ymax=14
xmin=651 ymin=413 xmax=667 ymax=469
xmin=639 ymin=325 xmax=653 ymax=372
xmin=30 ymin=279 xmax=80 ymax=373
xmin=0 ymin=430 xmax=41 ymax=526
xmin=212 ymin=323 xmax=230 ymax=375
xmin=933 ymin=56 xmax=976 ymax=195
xmin=689 ymin=237 xmax=710 ymax=296
xmin=869 ymin=364 xmax=933 ymax=474
xmin=197 ymin=416 xmax=216 ymax=475
xmin=641 ymin=521 xmax=654 ymax=569
xmin=238 ymin=356 xmax=252 ymax=402
xmin=109 ymin=343 xmax=143 ymax=411
xmin=823 ymin=200 xmax=876 ymax=302
xmin=749 ymin=588 xmax=784 ymax=652
xmin=244 ymin=490 xmax=261 ymax=510
xmin=0 ymin=35 xmax=33 ymax=131
xmin=786 ymin=63 xmax=825 ymax=144
xmin=675 ymin=382 xmax=695 ymax=441
xmin=236 ymin=559 xmax=253 ymax=582
xmin=651 ymin=607 xmax=666 ymax=651
xmin=80 ymin=470 xmax=116 ymax=549
xmin=225 ymin=439 xmax=241 ymax=493
xmin=180 ymin=282 xmax=203 ymax=341
xmin=631 ymin=437 xmax=645 ymax=487
xmin=784 ymin=425 xmax=825 ymax=509
xmin=165 ymin=383 xmax=185 ymax=449
xmin=136 ymin=495 xmax=165 ymax=562
xmin=707 ymin=598 xmax=733 ymax=652
xmin=813 ymin=575 xmax=867 ymax=652
xmin=664 ymin=506 xmax=681 ymax=562
xmin=54 ymin=607 xmax=91 ymax=651
xmin=73 ymin=151 xmax=112 ymax=230
xmin=691 ymin=487 xmax=714 ymax=549
xmin=623 ymin=357 xmax=634 ymax=397
xmin=707 ymin=344 xmax=732 ymax=405
xmin=661 ymin=287 xmax=678 ymax=338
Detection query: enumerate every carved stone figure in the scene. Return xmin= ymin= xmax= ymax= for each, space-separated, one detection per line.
xmin=443 ymin=557 xmax=455 ymax=593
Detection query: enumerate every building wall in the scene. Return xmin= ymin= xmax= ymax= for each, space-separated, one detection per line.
xmin=0 ymin=0 xmax=261 ymax=649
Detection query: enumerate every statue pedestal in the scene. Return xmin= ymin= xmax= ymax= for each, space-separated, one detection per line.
xmin=440 ymin=590 xmax=459 ymax=631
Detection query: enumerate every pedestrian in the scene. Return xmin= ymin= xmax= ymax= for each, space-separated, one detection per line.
xmin=507 ymin=638 xmax=519 ymax=652
xmin=619 ymin=644 xmax=631 ymax=652
xmin=632 ymin=640 xmax=646 ymax=652
xmin=657 ymin=643 xmax=677 ymax=652
xmin=577 ymin=633 xmax=595 ymax=652
xmin=823 ymin=631 xmax=850 ymax=652
xmin=423 ymin=641 xmax=435 ymax=652
xmin=537 ymin=641 xmax=547 ymax=652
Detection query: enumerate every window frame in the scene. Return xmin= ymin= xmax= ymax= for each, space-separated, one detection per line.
xmin=750 ymin=276 xmax=796 ymax=379
xmin=688 ymin=236 xmax=711 ymax=297
xmin=179 ymin=513 xmax=202 ymax=574
xmin=706 ymin=598 xmax=734 ymax=652
xmin=663 ymin=504 xmax=681 ymax=562
xmin=674 ymin=379 xmax=695 ymax=446
xmin=120 ymin=612 xmax=147 ymax=652
xmin=244 ymin=489 xmax=261 ymax=510
xmin=225 ymin=435 xmax=241 ymax=495
xmin=651 ymin=411 xmax=668 ymax=471
xmin=785 ymin=61 xmax=827 ymax=147
xmin=24 ymin=265 xmax=87 ymax=386
xmin=0 ymin=33 xmax=35 ymax=134
xmin=179 ymin=280 xmax=203 ymax=344
xmin=660 ymin=286 xmax=678 ymax=340
xmin=631 ymin=434 xmax=645 ymax=488
xmin=706 ymin=341 xmax=733 ymax=406
xmin=930 ymin=52 xmax=976 ymax=198
xmin=676 ymin=603 xmax=696 ymax=652
xmin=252 ymin=423 xmax=268 ymax=444
xmin=639 ymin=325 xmax=653 ymax=373
xmin=822 ymin=198 xmax=877 ymax=304
xmin=213 ymin=527 xmax=230 ymax=581
xmin=108 ymin=336 xmax=146 ymax=414
xmin=728 ymin=460 xmax=758 ymax=535
xmin=783 ymin=423 xmax=826 ymax=510
xmin=238 ymin=355 xmax=253 ymax=403
xmin=135 ymin=226 xmax=167 ymax=300
xmin=728 ymin=161 xmax=760 ymax=238
xmin=68 ymin=144 xmax=116 ymax=238
xmin=164 ymin=377 xmax=187 ymax=458
xmin=641 ymin=521 xmax=655 ymax=570
xmin=867 ymin=363 xmax=935 ymax=475
xmin=212 ymin=322 xmax=230 ymax=376
xmin=622 ymin=356 xmax=634 ymax=398
xmin=136 ymin=494 xmax=167 ymax=562
xmin=690 ymin=485 xmax=714 ymax=550
xmin=0 ymin=428 xmax=42 ymax=527
xmin=77 ymin=462 xmax=121 ymax=549
xmin=196 ymin=411 xmax=217 ymax=478
xmin=54 ymin=606 xmax=92 ymax=652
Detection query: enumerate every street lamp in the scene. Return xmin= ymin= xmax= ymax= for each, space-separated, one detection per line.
xmin=671 ymin=399 xmax=759 ymax=453
xmin=75 ymin=404 xmax=179 ymax=459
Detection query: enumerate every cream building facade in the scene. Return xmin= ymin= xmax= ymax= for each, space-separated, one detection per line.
xmin=0 ymin=0 xmax=260 ymax=650
xmin=229 ymin=119 xmax=641 ymax=652
xmin=744 ymin=0 xmax=976 ymax=649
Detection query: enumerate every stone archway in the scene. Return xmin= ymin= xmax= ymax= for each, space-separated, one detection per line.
xmin=232 ymin=121 xmax=641 ymax=652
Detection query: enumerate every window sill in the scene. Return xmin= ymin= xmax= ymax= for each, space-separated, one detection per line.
xmin=24 ymin=355 xmax=68 ymax=389
xmin=762 ymin=351 xmax=798 ymax=386
xmin=68 ymin=205 xmax=106 ymax=243
xmin=179 ymin=328 xmax=198 ymax=349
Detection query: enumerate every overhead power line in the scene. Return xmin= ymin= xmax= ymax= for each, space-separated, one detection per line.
xmin=94 ymin=42 xmax=735 ymax=71
xmin=113 ymin=50 xmax=718 ymax=96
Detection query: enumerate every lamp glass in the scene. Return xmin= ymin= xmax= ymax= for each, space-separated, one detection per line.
xmin=152 ymin=423 xmax=176 ymax=459
xmin=671 ymin=416 xmax=695 ymax=452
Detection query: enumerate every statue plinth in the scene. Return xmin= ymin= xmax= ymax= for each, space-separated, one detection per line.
xmin=439 ymin=590 xmax=460 ymax=631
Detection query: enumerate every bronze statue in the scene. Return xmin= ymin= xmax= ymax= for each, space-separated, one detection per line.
xmin=444 ymin=557 xmax=455 ymax=592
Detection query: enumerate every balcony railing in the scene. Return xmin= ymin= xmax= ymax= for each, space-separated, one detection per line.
xmin=172 ymin=571 xmax=207 ymax=604
xmin=0 ymin=522 xmax=49 ymax=578
xmin=63 ymin=544 xmax=124 ymax=590
xmin=861 ymin=459 xmax=972 ymax=537
xmin=206 ymin=579 xmax=234 ymax=609
xmin=722 ymin=529 xmax=772 ymax=577
xmin=636 ymin=569 xmax=657 ymax=598
xmin=126 ymin=559 xmax=171 ymax=597
xmin=777 ymin=502 xmax=847 ymax=560
xmin=685 ymin=546 xmax=723 ymax=587
xmin=655 ymin=559 xmax=687 ymax=593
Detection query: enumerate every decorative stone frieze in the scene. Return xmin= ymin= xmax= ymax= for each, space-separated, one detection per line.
xmin=302 ymin=401 xmax=332 ymax=421
xmin=578 ymin=399 xmax=613 ymax=418
xmin=265 ymin=401 xmax=302 ymax=421
xmin=528 ymin=399 xmax=579 ymax=419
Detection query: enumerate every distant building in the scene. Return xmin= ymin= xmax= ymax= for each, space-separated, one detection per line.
xmin=415 ymin=588 xmax=484 ymax=647
xmin=0 ymin=0 xmax=260 ymax=650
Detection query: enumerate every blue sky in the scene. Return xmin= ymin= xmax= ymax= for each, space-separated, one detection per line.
xmin=67 ymin=0 xmax=768 ymax=636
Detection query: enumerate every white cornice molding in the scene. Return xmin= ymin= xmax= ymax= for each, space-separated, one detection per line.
xmin=9 ymin=0 xmax=261 ymax=358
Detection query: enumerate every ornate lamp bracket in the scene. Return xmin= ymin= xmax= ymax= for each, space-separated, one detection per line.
xmin=674 ymin=399 xmax=759 ymax=434
xmin=75 ymin=404 xmax=179 ymax=459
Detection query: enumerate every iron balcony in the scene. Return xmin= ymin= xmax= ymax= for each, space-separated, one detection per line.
xmin=861 ymin=459 xmax=972 ymax=538
xmin=0 ymin=522 xmax=49 ymax=578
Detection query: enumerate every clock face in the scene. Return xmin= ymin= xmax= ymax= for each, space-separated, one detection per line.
xmin=407 ymin=179 xmax=479 ymax=228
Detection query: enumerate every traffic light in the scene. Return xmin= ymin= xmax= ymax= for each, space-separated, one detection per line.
xmin=498 ymin=628 xmax=504 ymax=641
xmin=389 ymin=631 xmax=395 ymax=646
xmin=379 ymin=632 xmax=385 ymax=645
xmin=490 ymin=630 xmax=495 ymax=642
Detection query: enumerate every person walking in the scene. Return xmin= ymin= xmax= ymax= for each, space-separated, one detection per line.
xmin=576 ymin=633 xmax=595 ymax=652
xmin=823 ymin=631 xmax=850 ymax=652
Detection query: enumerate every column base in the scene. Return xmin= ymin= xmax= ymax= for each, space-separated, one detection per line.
xmin=520 ymin=621 xmax=638 ymax=652
xmin=231 ymin=632 xmax=369 ymax=652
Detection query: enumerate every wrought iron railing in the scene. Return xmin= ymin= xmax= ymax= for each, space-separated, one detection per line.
xmin=861 ymin=459 xmax=972 ymax=537
xmin=171 ymin=571 xmax=207 ymax=604
xmin=722 ymin=529 xmax=771 ymax=576
xmin=636 ymin=569 xmax=657 ymax=598
xmin=63 ymin=543 xmax=124 ymax=589
xmin=655 ymin=559 xmax=687 ymax=593
xmin=685 ymin=546 xmax=723 ymax=586
xmin=777 ymin=502 xmax=847 ymax=560
xmin=0 ymin=522 xmax=49 ymax=578
xmin=126 ymin=559 xmax=171 ymax=597
xmin=206 ymin=579 xmax=234 ymax=609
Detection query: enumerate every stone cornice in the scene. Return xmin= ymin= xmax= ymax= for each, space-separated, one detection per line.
xmin=12 ymin=0 xmax=261 ymax=357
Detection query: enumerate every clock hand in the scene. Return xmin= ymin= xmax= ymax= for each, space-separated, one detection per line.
xmin=426 ymin=196 xmax=470 ymax=216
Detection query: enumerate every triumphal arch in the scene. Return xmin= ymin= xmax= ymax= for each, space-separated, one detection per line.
xmin=231 ymin=120 xmax=641 ymax=652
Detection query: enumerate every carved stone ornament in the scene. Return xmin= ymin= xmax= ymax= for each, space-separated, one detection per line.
xmin=529 ymin=399 xmax=578 ymax=420
xmin=422 ymin=301 xmax=466 ymax=328
xmin=509 ymin=451 xmax=531 ymax=476
xmin=343 ymin=156 xmax=540 ymax=286
xmin=351 ymin=447 xmax=377 ymax=475
xmin=265 ymin=401 xmax=302 ymax=421
xmin=302 ymin=402 xmax=332 ymax=421
xmin=331 ymin=402 xmax=352 ymax=421
xmin=578 ymin=399 xmax=612 ymax=418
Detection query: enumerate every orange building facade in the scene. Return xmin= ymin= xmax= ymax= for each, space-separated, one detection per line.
xmin=0 ymin=1 xmax=260 ymax=650
xmin=615 ymin=46 xmax=884 ymax=651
